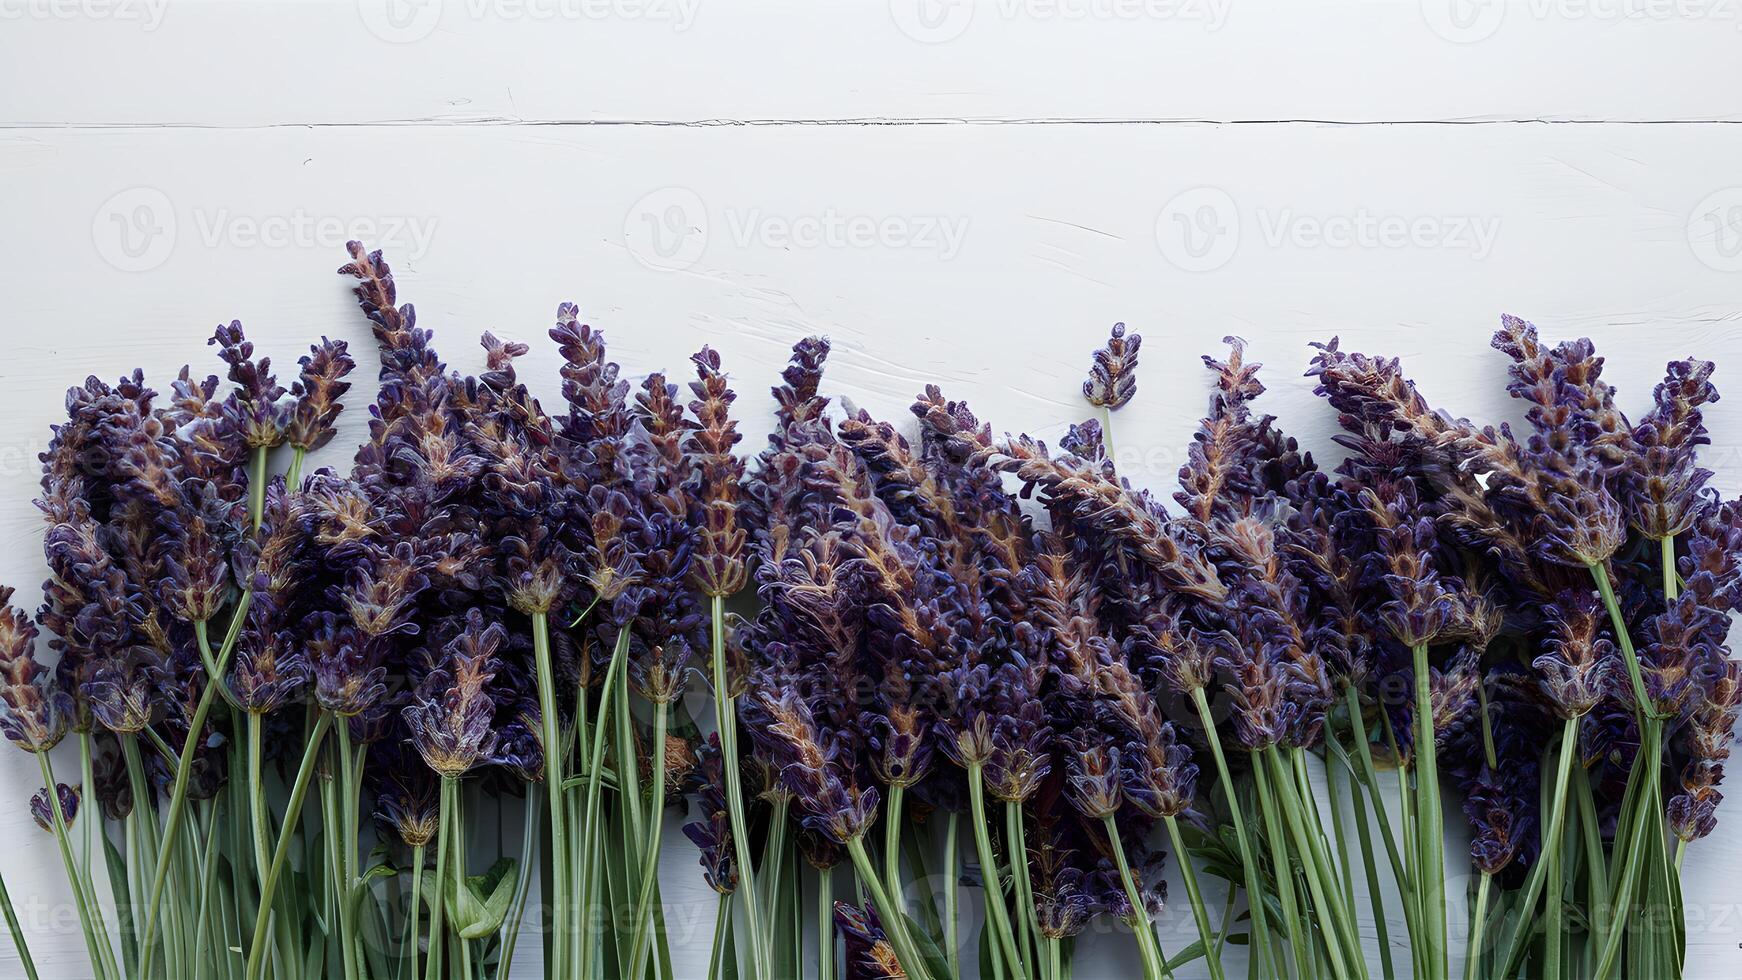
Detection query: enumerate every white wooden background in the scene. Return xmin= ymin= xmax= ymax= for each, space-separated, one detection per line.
xmin=4 ymin=0 xmax=1742 ymax=976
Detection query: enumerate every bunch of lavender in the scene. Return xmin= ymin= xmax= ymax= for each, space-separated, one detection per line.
xmin=1311 ymin=318 xmax=1742 ymax=980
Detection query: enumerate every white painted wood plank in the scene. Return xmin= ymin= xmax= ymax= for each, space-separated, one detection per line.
xmin=4 ymin=0 xmax=1742 ymax=126
xmin=2 ymin=121 xmax=1742 ymax=977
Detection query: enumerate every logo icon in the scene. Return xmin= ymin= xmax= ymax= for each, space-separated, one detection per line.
xmin=624 ymin=187 xmax=709 ymax=272
xmin=1420 ymin=0 xmax=1504 ymax=43
xmin=1155 ymin=187 xmax=1239 ymax=272
xmin=92 ymin=187 xmax=176 ymax=272
xmin=1689 ymin=189 xmax=1742 ymax=273
xmin=890 ymin=0 xmax=974 ymax=43
xmin=358 ymin=0 xmax=442 ymax=43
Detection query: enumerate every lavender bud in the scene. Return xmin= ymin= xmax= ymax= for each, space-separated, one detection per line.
xmin=1083 ymin=322 xmax=1142 ymax=410
xmin=284 ymin=337 xmax=356 ymax=452
xmin=30 ymin=783 xmax=79 ymax=833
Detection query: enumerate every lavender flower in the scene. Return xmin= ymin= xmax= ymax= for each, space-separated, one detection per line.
xmin=374 ymin=746 xmax=441 ymax=847
xmin=1063 ymin=740 xmax=1122 ymax=819
xmin=682 ymin=733 xmax=738 ymax=894
xmin=741 ymin=683 xmax=878 ymax=844
xmin=1083 ymin=322 xmax=1141 ymax=410
xmin=30 ymin=783 xmax=79 ymax=833
xmin=1463 ymin=766 xmax=1533 ymax=876
xmin=1670 ymin=661 xmax=1742 ymax=842
xmin=0 ymin=588 xmax=68 ymax=752
xmin=1626 ymin=358 xmax=1719 ymax=540
xmin=834 ymin=903 xmax=906 ymax=979
xmin=686 ymin=347 xmax=748 ymax=598
xmin=210 ymin=321 xmax=289 ymax=450
xmin=284 ymin=337 xmax=356 ymax=453
xmin=403 ymin=611 xmax=504 ymax=778
xmin=307 ymin=614 xmax=389 ymax=719
xmin=1534 ymin=590 xmax=1616 ymax=718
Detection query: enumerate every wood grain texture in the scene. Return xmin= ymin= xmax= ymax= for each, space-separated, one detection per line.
xmin=4 ymin=0 xmax=1742 ymax=125
xmin=2 ymin=2 xmax=1741 ymax=976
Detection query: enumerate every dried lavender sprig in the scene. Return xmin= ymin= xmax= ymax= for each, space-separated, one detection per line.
xmin=1083 ymin=321 xmax=1141 ymax=464
xmin=684 ymin=344 xmax=770 ymax=980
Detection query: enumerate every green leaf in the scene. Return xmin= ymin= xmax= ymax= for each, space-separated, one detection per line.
xmin=102 ymin=832 xmax=136 ymax=980
xmin=461 ymin=858 xmax=521 ymax=940
xmin=418 ymin=856 xmax=520 ymax=940
xmin=900 ymin=909 xmax=950 ymax=980
xmin=1163 ymin=938 xmax=1208 ymax=971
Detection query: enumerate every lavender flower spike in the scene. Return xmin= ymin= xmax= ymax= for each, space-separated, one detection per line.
xmin=1084 ymin=322 xmax=1142 ymax=410
xmin=403 ymin=611 xmax=505 ymax=779
xmin=0 ymin=588 xmax=68 ymax=753
xmin=30 ymin=784 xmax=80 ymax=834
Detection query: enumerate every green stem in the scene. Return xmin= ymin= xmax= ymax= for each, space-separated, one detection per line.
xmin=818 ymin=866 xmax=835 ymax=980
xmin=1494 ymin=716 xmax=1581 ymax=978
xmin=1190 ymin=688 xmax=1272 ymax=970
xmin=340 ymin=724 xmax=364 ymax=980
xmin=1592 ymin=786 xmax=1653 ymax=980
xmin=944 ymin=811 xmax=961 ymax=979
xmin=0 ymin=868 xmax=39 ymax=980
xmin=77 ymin=734 xmax=96 ymax=875
xmin=1463 ymin=873 xmax=1492 ymax=980
xmin=1662 ymin=536 xmax=1679 ymax=603
xmin=244 ymin=714 xmax=332 ymax=980
xmin=707 ymin=894 xmax=734 ymax=980
xmin=1341 ymin=741 xmax=1397 ymax=980
xmin=1164 ymin=814 xmax=1227 ymax=980
xmin=1102 ymin=405 xmax=1117 ymax=469
xmin=627 ymin=699 xmax=671 ymax=980
xmin=1100 ymin=814 xmax=1169 ymax=980
xmin=884 ymin=785 xmax=906 ymax=915
xmin=1264 ymin=749 xmax=1354 ymax=980
xmin=845 ymin=837 xmax=931 ymax=980
xmin=451 ymin=785 xmax=473 ymax=980
xmin=577 ymin=628 xmax=628 ymax=980
xmin=1411 ymin=643 xmax=1447 ymax=980
xmin=140 ymin=600 xmax=249 ymax=972
xmin=967 ymin=764 xmax=1028 ymax=980
xmin=530 ymin=611 xmax=570 ymax=980
xmin=711 ymin=595 xmax=768 ymax=980
xmin=285 ymin=447 xmax=307 ymax=489
xmin=404 ymin=845 xmax=424 ymax=980
xmin=1546 ymin=803 xmax=1566 ymax=980
xmin=1589 ymin=562 xmax=1652 ymax=720
xmin=247 ymin=445 xmax=270 ymax=529
xmin=760 ymin=797 xmax=792 ymax=975
xmin=497 ymin=784 xmax=541 ymax=980
xmin=1325 ymin=759 xmax=1354 ymax=912
xmin=424 ymin=783 xmax=449 ymax=980
xmin=1252 ymin=750 xmax=1310 ymax=980
xmin=37 ymin=752 xmax=113 ymax=980
xmin=1006 ymin=801 xmax=1042 ymax=980
xmin=614 ymin=630 xmax=646 ymax=864
xmin=188 ymin=801 xmax=220 ymax=980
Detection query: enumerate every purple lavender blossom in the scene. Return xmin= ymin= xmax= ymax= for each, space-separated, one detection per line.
xmin=30 ymin=783 xmax=79 ymax=833
xmin=1083 ymin=322 xmax=1142 ymax=410
xmin=0 ymin=588 xmax=69 ymax=752
xmin=403 ymin=611 xmax=505 ymax=779
xmin=682 ymin=733 xmax=738 ymax=894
